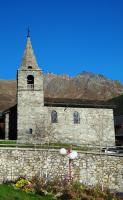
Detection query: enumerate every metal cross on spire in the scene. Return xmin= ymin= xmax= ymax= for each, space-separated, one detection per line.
xmin=27 ymin=27 xmax=30 ymax=38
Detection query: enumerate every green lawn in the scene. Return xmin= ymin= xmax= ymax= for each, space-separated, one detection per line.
xmin=0 ymin=140 xmax=16 ymax=144
xmin=0 ymin=140 xmax=99 ymax=152
xmin=0 ymin=184 xmax=54 ymax=200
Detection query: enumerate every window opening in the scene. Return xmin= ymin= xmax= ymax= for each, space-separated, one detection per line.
xmin=73 ymin=111 xmax=80 ymax=124
xmin=51 ymin=110 xmax=58 ymax=123
xmin=27 ymin=75 xmax=34 ymax=90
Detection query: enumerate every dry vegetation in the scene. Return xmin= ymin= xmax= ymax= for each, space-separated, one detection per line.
xmin=0 ymin=72 xmax=123 ymax=111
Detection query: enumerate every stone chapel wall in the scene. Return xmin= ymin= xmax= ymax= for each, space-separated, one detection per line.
xmin=22 ymin=106 xmax=115 ymax=146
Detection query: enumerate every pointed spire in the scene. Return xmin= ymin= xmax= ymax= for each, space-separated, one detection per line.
xmin=20 ymin=31 xmax=39 ymax=69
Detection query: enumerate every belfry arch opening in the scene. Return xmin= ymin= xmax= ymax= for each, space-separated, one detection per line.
xmin=27 ymin=75 xmax=34 ymax=90
xmin=28 ymin=66 xmax=32 ymax=69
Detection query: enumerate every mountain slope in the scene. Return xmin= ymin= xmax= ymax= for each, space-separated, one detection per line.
xmin=0 ymin=72 xmax=123 ymax=111
xmin=0 ymin=80 xmax=16 ymax=111
xmin=44 ymin=72 xmax=123 ymax=100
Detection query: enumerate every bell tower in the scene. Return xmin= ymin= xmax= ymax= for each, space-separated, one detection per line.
xmin=17 ymin=32 xmax=44 ymax=142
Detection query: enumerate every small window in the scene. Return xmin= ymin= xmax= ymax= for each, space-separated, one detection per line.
xmin=73 ymin=111 xmax=80 ymax=124
xmin=27 ymin=75 xmax=34 ymax=90
xmin=51 ymin=110 xmax=58 ymax=123
xmin=28 ymin=66 xmax=32 ymax=69
xmin=29 ymin=128 xmax=32 ymax=134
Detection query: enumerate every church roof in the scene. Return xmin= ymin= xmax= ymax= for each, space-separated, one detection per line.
xmin=44 ymin=97 xmax=116 ymax=108
xmin=20 ymin=35 xmax=39 ymax=70
xmin=3 ymin=98 xmax=115 ymax=113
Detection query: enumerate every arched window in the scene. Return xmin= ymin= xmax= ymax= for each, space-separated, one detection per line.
xmin=28 ymin=66 xmax=32 ymax=69
xmin=51 ymin=110 xmax=58 ymax=123
xmin=73 ymin=111 xmax=80 ymax=124
xmin=27 ymin=75 xmax=34 ymax=90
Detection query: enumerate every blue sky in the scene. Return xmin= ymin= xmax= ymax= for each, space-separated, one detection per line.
xmin=0 ymin=0 xmax=123 ymax=82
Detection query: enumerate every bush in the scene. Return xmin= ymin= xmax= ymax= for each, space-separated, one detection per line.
xmin=13 ymin=176 xmax=119 ymax=200
xmin=31 ymin=176 xmax=48 ymax=195
xmin=15 ymin=177 xmax=35 ymax=193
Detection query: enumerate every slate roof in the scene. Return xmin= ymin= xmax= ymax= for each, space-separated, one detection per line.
xmin=2 ymin=98 xmax=115 ymax=114
xmin=44 ymin=97 xmax=116 ymax=108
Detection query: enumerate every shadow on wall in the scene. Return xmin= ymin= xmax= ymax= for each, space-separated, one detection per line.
xmin=9 ymin=105 xmax=17 ymax=140
xmin=0 ymin=127 xmax=5 ymax=139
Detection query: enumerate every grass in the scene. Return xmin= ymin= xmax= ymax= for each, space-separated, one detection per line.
xmin=0 ymin=140 xmax=16 ymax=144
xmin=0 ymin=184 xmax=54 ymax=200
xmin=0 ymin=140 xmax=103 ymax=153
xmin=0 ymin=140 xmax=99 ymax=152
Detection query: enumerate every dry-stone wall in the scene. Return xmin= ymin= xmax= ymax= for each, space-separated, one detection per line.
xmin=0 ymin=147 xmax=123 ymax=192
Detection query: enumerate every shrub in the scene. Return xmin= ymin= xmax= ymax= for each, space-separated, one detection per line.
xmin=15 ymin=177 xmax=30 ymax=189
xmin=14 ymin=177 xmax=35 ymax=194
xmin=13 ymin=176 xmax=120 ymax=200
xmin=31 ymin=176 xmax=49 ymax=196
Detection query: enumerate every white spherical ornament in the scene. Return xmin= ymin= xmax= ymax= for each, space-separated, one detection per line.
xmin=68 ymin=150 xmax=78 ymax=159
xmin=60 ymin=148 xmax=67 ymax=155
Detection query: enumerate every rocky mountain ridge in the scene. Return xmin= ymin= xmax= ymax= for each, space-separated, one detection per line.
xmin=0 ymin=71 xmax=123 ymax=111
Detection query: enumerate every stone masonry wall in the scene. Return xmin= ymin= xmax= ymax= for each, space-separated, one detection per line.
xmin=45 ymin=107 xmax=115 ymax=146
xmin=0 ymin=147 xmax=123 ymax=192
xmin=17 ymin=69 xmax=44 ymax=141
xmin=22 ymin=106 xmax=115 ymax=146
xmin=17 ymin=105 xmax=115 ymax=146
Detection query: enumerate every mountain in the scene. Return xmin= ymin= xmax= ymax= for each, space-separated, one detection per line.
xmin=0 ymin=71 xmax=123 ymax=111
xmin=44 ymin=72 xmax=123 ymax=100
xmin=0 ymin=80 xmax=16 ymax=111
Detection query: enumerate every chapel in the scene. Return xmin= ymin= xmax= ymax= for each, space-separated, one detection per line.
xmin=2 ymin=34 xmax=115 ymax=146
